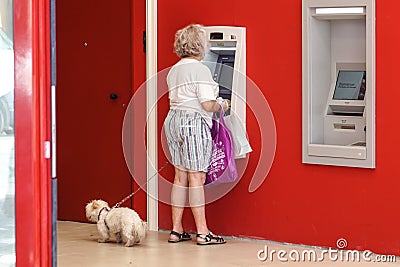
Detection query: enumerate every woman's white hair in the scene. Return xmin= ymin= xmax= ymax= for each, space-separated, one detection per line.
xmin=174 ymin=24 xmax=208 ymax=59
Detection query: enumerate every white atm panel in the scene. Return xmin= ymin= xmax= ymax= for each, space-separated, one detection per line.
xmin=202 ymin=26 xmax=247 ymax=158
xmin=302 ymin=0 xmax=375 ymax=168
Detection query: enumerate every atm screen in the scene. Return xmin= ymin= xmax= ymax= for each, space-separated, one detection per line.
xmin=219 ymin=62 xmax=234 ymax=98
xmin=333 ymin=70 xmax=366 ymax=100
xmin=214 ymin=55 xmax=235 ymax=100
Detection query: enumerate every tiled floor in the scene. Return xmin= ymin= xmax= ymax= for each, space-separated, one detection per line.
xmin=57 ymin=221 xmax=398 ymax=267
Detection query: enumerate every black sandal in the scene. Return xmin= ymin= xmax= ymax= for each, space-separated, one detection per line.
xmin=196 ymin=232 xmax=226 ymax=245
xmin=168 ymin=231 xmax=192 ymax=243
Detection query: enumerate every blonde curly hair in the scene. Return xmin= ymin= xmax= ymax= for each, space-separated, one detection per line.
xmin=174 ymin=24 xmax=208 ymax=59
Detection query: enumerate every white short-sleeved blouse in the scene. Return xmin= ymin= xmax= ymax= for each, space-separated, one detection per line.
xmin=167 ymin=58 xmax=219 ymax=127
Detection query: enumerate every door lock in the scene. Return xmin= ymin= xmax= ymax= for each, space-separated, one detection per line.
xmin=109 ymin=93 xmax=118 ymax=100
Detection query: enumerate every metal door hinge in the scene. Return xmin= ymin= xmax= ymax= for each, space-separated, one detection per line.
xmin=143 ymin=30 xmax=146 ymax=53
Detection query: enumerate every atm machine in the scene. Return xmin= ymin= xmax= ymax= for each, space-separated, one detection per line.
xmin=202 ymin=26 xmax=246 ymax=124
xmin=324 ymin=64 xmax=366 ymax=146
xmin=201 ymin=26 xmax=248 ymax=158
xmin=302 ymin=0 xmax=375 ymax=168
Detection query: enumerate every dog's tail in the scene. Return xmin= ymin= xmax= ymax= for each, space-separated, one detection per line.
xmin=142 ymin=221 xmax=148 ymax=231
xmin=134 ymin=221 xmax=148 ymax=243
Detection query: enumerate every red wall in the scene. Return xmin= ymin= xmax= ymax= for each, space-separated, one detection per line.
xmin=155 ymin=0 xmax=400 ymax=256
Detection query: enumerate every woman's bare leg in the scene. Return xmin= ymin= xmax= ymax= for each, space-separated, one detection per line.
xmin=188 ymin=171 xmax=209 ymax=238
xmin=170 ymin=167 xmax=188 ymax=240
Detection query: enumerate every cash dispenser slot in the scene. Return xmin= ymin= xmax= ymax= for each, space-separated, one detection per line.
xmin=333 ymin=123 xmax=356 ymax=130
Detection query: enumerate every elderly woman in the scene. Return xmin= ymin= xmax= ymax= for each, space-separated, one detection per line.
xmin=164 ymin=24 xmax=230 ymax=245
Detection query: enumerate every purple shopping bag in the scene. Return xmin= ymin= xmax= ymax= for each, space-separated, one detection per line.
xmin=206 ymin=107 xmax=238 ymax=185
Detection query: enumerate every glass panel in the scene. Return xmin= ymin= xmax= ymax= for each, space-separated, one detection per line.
xmin=0 ymin=0 xmax=15 ymax=266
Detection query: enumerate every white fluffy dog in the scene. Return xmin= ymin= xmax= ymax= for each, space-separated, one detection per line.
xmin=85 ymin=199 xmax=147 ymax=247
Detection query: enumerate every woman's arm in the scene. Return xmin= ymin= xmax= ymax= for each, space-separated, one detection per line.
xmin=201 ymin=99 xmax=230 ymax=112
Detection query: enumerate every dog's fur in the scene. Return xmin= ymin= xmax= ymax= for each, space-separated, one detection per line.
xmin=85 ymin=199 xmax=147 ymax=247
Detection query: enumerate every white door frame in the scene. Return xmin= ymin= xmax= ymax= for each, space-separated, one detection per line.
xmin=146 ymin=0 xmax=158 ymax=231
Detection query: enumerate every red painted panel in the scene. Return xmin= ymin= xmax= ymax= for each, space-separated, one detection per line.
xmin=158 ymin=0 xmax=400 ymax=256
xmin=14 ymin=0 xmax=52 ymax=265
xmin=56 ymin=0 xmax=134 ymax=221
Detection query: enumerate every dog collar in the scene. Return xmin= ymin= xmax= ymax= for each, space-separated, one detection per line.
xmin=97 ymin=207 xmax=110 ymax=222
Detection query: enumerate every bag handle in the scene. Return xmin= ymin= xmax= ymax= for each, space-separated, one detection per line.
xmin=218 ymin=106 xmax=227 ymax=127
xmin=211 ymin=106 xmax=227 ymax=134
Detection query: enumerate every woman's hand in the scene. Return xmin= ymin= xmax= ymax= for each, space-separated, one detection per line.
xmin=221 ymin=99 xmax=231 ymax=112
